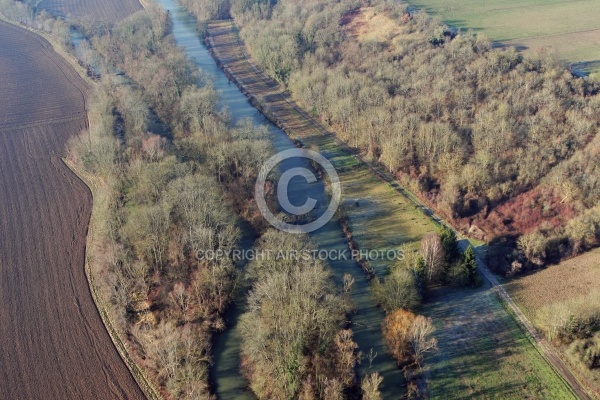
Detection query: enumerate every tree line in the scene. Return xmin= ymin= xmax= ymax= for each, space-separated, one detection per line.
xmin=2 ymin=1 xmax=378 ymax=397
xmin=537 ymin=291 xmax=600 ymax=372
xmin=188 ymin=0 xmax=600 ymax=275
xmin=60 ymin=6 xmax=272 ymax=398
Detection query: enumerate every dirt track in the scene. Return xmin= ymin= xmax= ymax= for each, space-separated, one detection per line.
xmin=37 ymin=0 xmax=142 ymax=24
xmin=0 ymin=20 xmax=144 ymax=399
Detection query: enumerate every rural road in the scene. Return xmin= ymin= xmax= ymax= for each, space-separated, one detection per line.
xmin=208 ymin=19 xmax=594 ymax=400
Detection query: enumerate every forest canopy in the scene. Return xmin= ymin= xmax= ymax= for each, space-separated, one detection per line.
xmin=184 ymin=0 xmax=600 ymax=273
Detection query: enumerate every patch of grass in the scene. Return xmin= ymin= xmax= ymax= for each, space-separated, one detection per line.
xmin=338 ymin=167 xmax=435 ymax=276
xmin=406 ymin=0 xmax=600 ymax=74
xmin=344 ymin=7 xmax=404 ymax=43
xmin=422 ymin=284 xmax=576 ymax=399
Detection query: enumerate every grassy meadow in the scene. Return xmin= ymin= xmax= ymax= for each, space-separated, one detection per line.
xmin=423 ymin=284 xmax=577 ymax=399
xmin=505 ymin=249 xmax=600 ymax=397
xmin=406 ymin=0 xmax=600 ymax=77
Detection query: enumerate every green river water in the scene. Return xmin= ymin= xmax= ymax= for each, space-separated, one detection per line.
xmin=156 ymin=1 xmax=404 ymax=397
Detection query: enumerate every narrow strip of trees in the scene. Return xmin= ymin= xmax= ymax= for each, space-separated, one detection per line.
xmin=62 ymin=6 xmax=273 ymax=398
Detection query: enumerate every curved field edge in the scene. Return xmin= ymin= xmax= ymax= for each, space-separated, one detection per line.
xmin=0 ymin=13 xmax=146 ymax=399
xmin=0 ymin=12 xmax=153 ymax=399
xmin=0 ymin=12 xmax=94 ymax=87
xmin=63 ymin=158 xmax=161 ymax=400
xmin=37 ymin=0 xmax=143 ymax=24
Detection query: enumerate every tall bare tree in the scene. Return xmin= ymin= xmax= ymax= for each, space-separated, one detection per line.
xmin=420 ymin=233 xmax=445 ymax=284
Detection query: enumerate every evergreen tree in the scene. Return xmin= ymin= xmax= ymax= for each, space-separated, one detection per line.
xmin=439 ymin=225 xmax=459 ymax=264
xmin=413 ymin=256 xmax=427 ymax=295
xmin=463 ymin=245 xmax=481 ymax=287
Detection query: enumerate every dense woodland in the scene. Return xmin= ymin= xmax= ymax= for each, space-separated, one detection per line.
xmin=239 ymin=230 xmax=358 ymax=398
xmin=187 ymin=0 xmax=600 ymax=274
xmin=7 ymin=0 xmax=600 ymax=396
xmin=67 ymin=8 xmax=269 ymax=397
xmin=4 ymin=2 xmax=373 ymax=397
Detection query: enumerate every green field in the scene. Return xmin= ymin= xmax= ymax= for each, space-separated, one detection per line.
xmin=407 ymin=0 xmax=600 ymax=77
xmin=423 ymin=284 xmax=576 ymax=399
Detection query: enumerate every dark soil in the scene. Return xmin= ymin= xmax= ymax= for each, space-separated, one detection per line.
xmin=0 ymin=20 xmax=144 ymax=400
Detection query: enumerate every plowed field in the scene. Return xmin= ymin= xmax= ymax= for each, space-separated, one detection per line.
xmin=0 ymin=20 xmax=144 ymax=400
xmin=37 ymin=0 xmax=142 ymax=23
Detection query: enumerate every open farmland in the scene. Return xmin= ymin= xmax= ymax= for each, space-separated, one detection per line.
xmin=423 ymin=283 xmax=576 ymax=399
xmin=0 ymin=20 xmax=144 ymax=399
xmin=506 ymin=248 xmax=600 ymax=320
xmin=37 ymin=0 xmax=142 ymax=24
xmin=506 ymin=250 xmax=600 ymax=397
xmin=0 ymin=25 xmax=86 ymax=130
xmin=406 ymin=0 xmax=600 ymax=76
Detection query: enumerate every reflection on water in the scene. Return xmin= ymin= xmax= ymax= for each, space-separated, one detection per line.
xmin=157 ymin=0 xmax=404 ymax=397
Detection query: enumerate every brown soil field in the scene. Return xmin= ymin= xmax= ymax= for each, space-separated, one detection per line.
xmin=37 ymin=0 xmax=142 ymax=24
xmin=506 ymin=248 xmax=600 ymax=321
xmin=0 ymin=20 xmax=144 ymax=399
xmin=505 ymin=248 xmax=600 ymax=398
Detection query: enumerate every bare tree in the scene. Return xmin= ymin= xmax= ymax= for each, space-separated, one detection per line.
xmin=420 ymin=233 xmax=445 ymax=284
xmin=168 ymin=282 xmax=191 ymax=322
xmin=361 ymin=372 xmax=383 ymax=400
xmin=410 ymin=315 xmax=438 ymax=367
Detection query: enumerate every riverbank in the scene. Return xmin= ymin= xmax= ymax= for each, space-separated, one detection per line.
xmin=205 ymin=18 xmax=435 ymax=275
xmin=204 ymin=17 xmax=435 ymax=397
xmin=203 ymin=18 xmax=583 ymax=399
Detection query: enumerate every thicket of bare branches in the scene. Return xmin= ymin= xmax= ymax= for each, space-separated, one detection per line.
xmin=65 ymin=7 xmax=272 ymax=398
xmin=217 ymin=0 xmax=600 ymax=273
xmin=239 ymin=230 xmax=358 ymax=399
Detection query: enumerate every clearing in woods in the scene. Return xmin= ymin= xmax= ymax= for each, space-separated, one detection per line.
xmin=405 ymin=0 xmax=600 ymax=78
xmin=342 ymin=6 xmax=404 ymax=42
xmin=37 ymin=0 xmax=143 ymax=24
xmin=0 ymin=19 xmax=144 ymax=399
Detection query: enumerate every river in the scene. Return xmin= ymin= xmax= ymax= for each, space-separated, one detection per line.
xmin=157 ymin=0 xmax=403 ymax=397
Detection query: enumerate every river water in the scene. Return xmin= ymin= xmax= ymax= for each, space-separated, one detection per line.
xmin=156 ymin=0 xmax=403 ymax=397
